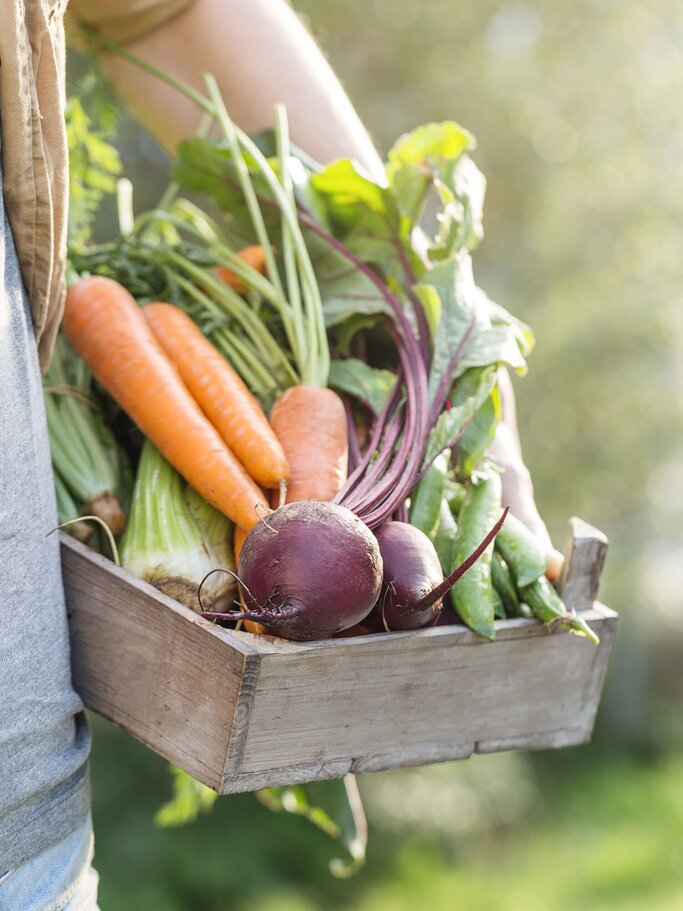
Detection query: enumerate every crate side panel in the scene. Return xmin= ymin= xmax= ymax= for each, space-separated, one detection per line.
xmin=62 ymin=537 xmax=246 ymax=790
xmin=237 ymin=611 xmax=615 ymax=775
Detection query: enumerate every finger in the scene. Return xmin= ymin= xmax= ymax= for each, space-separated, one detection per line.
xmin=491 ymin=426 xmax=563 ymax=577
xmin=545 ymin=548 xmax=565 ymax=584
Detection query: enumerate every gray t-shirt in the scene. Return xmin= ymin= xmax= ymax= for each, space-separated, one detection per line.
xmin=0 ymin=133 xmax=91 ymax=872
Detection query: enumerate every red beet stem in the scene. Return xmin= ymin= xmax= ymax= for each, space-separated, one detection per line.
xmin=345 ymin=397 xmax=362 ymax=473
xmin=413 ymin=506 xmax=510 ymax=611
xmin=395 ymin=240 xmax=430 ymax=365
xmin=334 ymin=381 xmax=402 ymax=504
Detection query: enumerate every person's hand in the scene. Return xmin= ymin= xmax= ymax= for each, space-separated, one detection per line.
xmin=490 ymin=370 xmax=565 ymax=583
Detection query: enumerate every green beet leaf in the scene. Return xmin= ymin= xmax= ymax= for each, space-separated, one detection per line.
xmin=386 ymin=121 xmax=476 ymax=240
xmin=304 ymin=229 xmax=392 ymax=326
xmin=257 ymin=775 xmax=367 ymax=879
xmin=329 ymin=358 xmax=397 ymax=415
xmin=422 ymin=366 xmax=498 ymax=469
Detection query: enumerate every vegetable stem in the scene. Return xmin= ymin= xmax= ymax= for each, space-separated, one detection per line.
xmin=202 ymin=76 xmax=286 ymax=306
xmin=275 ymin=104 xmax=308 ymax=374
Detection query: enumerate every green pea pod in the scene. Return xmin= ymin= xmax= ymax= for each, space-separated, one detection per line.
xmin=491 ymin=552 xmax=521 ymax=617
xmin=446 ymin=481 xmax=467 ymax=517
xmin=494 ymin=513 xmax=547 ymax=587
xmin=450 ymin=471 xmax=502 ymax=640
xmin=410 ymin=465 xmax=445 ymax=538
xmin=521 ymin=576 xmax=599 ymax=645
xmin=432 ymin=498 xmax=458 ymax=575
xmin=492 ymin=585 xmax=506 ymax=620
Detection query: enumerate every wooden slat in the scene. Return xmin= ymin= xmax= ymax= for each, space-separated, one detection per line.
xmin=220 ymin=744 xmax=478 ymax=794
xmin=61 ymin=534 xmax=256 ymax=790
xmin=229 ymin=606 xmax=616 ymax=788
xmin=558 ymin=517 xmax=609 ymax=611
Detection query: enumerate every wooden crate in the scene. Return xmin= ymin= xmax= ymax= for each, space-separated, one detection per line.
xmin=62 ymin=517 xmax=616 ymax=794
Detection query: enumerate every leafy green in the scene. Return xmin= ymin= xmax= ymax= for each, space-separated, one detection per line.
xmin=307 ymin=159 xmax=413 ymax=281
xmin=257 ymin=775 xmax=367 ymax=878
xmin=422 ymin=366 xmax=497 ymax=469
xmin=310 ymin=158 xmax=392 ymax=231
xmin=422 ymin=254 xmax=532 ymax=410
xmin=329 ymin=358 xmax=397 ymax=414
xmin=155 ymin=767 xmax=218 ymax=827
xmin=43 ymin=336 xmax=129 ymax=506
xmin=174 ymin=138 xmax=393 ymax=327
xmin=420 ymin=253 xmax=479 ymax=403
xmin=65 ymin=73 xmax=122 ymax=248
xmin=333 ymin=313 xmax=383 ymax=356
xmin=156 ymin=769 xmax=367 ymax=878
xmin=387 ymin=121 xmax=476 ymax=241
xmin=413 ymin=283 xmax=441 ymax=338
xmin=430 ymin=154 xmax=487 ymax=259
xmin=305 ymin=230 xmax=392 ymax=326
xmin=173 ymin=137 xmax=280 ymax=243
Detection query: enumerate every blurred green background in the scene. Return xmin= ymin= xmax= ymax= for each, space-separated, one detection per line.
xmin=71 ymin=1 xmax=683 ymax=907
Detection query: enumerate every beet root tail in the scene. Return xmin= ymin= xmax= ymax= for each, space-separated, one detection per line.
xmin=200 ymin=608 xmax=271 ymax=624
xmin=414 ymin=506 xmax=510 ymax=612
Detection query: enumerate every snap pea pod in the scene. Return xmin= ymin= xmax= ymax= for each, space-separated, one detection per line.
xmin=449 ymin=471 xmax=502 ymax=640
xmin=446 ymin=481 xmax=467 ymax=516
xmin=494 ymin=513 xmax=547 ymax=587
xmin=432 ymin=498 xmax=458 ymax=575
xmin=491 ymin=552 xmax=521 ymax=617
xmin=492 ymin=585 xmax=506 ymax=620
xmin=410 ymin=465 xmax=445 ymax=538
xmin=521 ymin=576 xmax=599 ymax=645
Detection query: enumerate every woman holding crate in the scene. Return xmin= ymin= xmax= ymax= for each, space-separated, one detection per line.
xmin=0 ymin=1 xmax=558 ymax=906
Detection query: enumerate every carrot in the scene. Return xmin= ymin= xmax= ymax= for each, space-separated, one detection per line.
xmin=143 ymin=302 xmax=290 ymax=491
xmin=63 ymin=276 xmax=264 ymax=531
xmin=234 ymin=526 xmax=266 ymax=634
xmin=269 ymin=386 xmax=348 ymax=503
xmin=234 ymin=525 xmax=247 ymax=563
xmin=214 ymin=245 xmax=267 ymax=293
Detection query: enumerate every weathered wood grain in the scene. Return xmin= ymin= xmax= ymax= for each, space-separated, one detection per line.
xmin=232 ymin=606 xmax=616 ymax=786
xmin=61 ymin=535 xmax=255 ymax=790
xmin=61 ymin=511 xmax=617 ymax=795
xmin=558 ymin=517 xmax=609 ymax=611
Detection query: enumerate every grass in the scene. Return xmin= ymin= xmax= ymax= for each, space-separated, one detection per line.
xmin=89 ymin=716 xmax=683 ymax=911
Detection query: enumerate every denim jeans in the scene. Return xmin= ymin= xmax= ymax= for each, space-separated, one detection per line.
xmin=0 ymin=818 xmax=99 ymax=911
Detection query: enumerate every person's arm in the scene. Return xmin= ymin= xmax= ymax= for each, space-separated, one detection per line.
xmin=97 ymin=0 xmax=385 ymax=181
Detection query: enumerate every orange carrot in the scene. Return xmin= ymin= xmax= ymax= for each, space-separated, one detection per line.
xmin=234 ymin=526 xmax=266 ymax=634
xmin=143 ymin=303 xmax=290 ymax=491
xmin=269 ymin=386 xmax=348 ymax=503
xmin=214 ymin=245 xmax=267 ymax=293
xmin=63 ymin=276 xmax=264 ymax=531
xmin=234 ymin=525 xmax=247 ymax=563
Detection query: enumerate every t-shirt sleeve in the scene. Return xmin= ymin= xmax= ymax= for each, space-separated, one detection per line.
xmin=66 ymin=0 xmax=196 ymax=46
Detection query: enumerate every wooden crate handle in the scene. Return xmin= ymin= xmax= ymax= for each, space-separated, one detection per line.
xmin=556 ymin=517 xmax=608 ymax=611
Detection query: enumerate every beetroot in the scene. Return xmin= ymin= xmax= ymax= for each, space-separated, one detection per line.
xmin=367 ymin=509 xmax=510 ymax=632
xmin=366 ymin=522 xmax=444 ymax=631
xmin=202 ymin=501 xmax=382 ymax=640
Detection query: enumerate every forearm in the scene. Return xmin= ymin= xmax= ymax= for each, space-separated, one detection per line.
xmin=99 ymin=0 xmax=385 ymax=179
